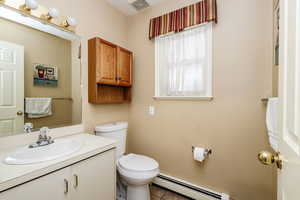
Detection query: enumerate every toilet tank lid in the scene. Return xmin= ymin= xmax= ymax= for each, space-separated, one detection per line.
xmin=95 ymin=122 xmax=128 ymax=132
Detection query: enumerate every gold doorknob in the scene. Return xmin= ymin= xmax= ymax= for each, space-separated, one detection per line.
xmin=17 ymin=111 xmax=23 ymax=116
xmin=258 ymin=151 xmax=282 ymax=169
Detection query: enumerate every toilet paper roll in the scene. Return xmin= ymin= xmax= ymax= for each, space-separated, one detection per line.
xmin=193 ymin=147 xmax=206 ymax=162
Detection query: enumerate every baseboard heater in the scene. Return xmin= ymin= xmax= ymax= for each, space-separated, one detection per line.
xmin=153 ymin=173 xmax=230 ymax=200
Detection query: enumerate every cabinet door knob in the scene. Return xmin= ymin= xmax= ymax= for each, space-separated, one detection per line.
xmin=64 ymin=179 xmax=69 ymax=194
xmin=73 ymin=174 xmax=79 ymax=188
xmin=17 ymin=111 xmax=23 ymax=116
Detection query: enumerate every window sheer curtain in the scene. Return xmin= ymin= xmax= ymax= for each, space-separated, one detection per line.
xmin=156 ymin=24 xmax=212 ymax=97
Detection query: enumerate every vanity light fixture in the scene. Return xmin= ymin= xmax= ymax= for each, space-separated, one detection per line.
xmin=19 ymin=0 xmax=38 ymax=14
xmin=61 ymin=16 xmax=77 ymax=28
xmin=41 ymin=8 xmax=59 ymax=21
xmin=0 ymin=6 xmax=79 ymax=40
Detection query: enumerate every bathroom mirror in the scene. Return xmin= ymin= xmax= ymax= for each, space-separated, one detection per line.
xmin=0 ymin=5 xmax=82 ymax=137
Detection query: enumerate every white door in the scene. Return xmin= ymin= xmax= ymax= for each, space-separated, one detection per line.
xmin=71 ymin=150 xmax=116 ymax=200
xmin=277 ymin=0 xmax=300 ymax=199
xmin=0 ymin=40 xmax=24 ymax=136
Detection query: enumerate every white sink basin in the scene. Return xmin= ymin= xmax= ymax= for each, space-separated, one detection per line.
xmin=4 ymin=138 xmax=82 ymax=165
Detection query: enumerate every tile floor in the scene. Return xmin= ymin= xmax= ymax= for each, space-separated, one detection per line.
xmin=150 ymin=184 xmax=193 ymax=200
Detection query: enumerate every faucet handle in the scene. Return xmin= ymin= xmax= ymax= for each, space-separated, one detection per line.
xmin=47 ymin=136 xmax=54 ymax=144
xmin=40 ymin=127 xmax=50 ymax=137
xmin=24 ymin=123 xmax=33 ymax=133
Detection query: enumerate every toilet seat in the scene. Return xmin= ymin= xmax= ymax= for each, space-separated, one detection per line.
xmin=117 ymin=154 xmax=159 ymax=182
xmin=118 ymin=154 xmax=159 ymax=172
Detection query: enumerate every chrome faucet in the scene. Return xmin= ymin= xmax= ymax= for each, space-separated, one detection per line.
xmin=29 ymin=127 xmax=54 ymax=148
xmin=24 ymin=123 xmax=33 ymax=133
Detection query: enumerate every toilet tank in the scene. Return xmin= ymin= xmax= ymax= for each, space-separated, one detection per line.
xmin=95 ymin=122 xmax=128 ymax=158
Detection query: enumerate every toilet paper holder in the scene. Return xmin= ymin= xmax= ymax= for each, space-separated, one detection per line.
xmin=192 ymin=146 xmax=212 ymax=157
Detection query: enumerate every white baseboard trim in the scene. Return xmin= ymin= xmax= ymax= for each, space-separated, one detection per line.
xmin=153 ymin=173 xmax=229 ymax=200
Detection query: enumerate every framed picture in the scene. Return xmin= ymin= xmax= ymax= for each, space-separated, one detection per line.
xmin=33 ymin=63 xmax=58 ymax=86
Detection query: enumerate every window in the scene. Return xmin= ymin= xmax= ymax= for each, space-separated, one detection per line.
xmin=155 ymin=23 xmax=212 ymax=100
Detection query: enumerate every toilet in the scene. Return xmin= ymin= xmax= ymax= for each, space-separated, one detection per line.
xmin=95 ymin=122 xmax=159 ymax=200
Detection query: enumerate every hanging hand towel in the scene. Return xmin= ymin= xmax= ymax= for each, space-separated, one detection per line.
xmin=25 ymin=98 xmax=52 ymax=118
xmin=266 ymin=97 xmax=279 ymax=151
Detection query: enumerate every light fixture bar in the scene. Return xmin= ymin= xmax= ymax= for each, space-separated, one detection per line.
xmin=0 ymin=6 xmax=79 ymax=41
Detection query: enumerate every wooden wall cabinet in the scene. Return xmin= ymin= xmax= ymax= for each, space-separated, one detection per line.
xmin=96 ymin=39 xmax=118 ymax=86
xmin=88 ymin=37 xmax=133 ymax=104
xmin=117 ymin=47 xmax=133 ymax=87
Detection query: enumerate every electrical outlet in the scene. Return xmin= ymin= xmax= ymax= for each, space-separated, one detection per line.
xmin=149 ymin=105 xmax=155 ymax=116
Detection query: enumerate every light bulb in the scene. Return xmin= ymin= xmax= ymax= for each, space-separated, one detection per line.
xmin=41 ymin=8 xmax=59 ymax=21
xmin=48 ymin=8 xmax=59 ymax=18
xmin=66 ymin=17 xmax=77 ymax=27
xmin=19 ymin=0 xmax=38 ymax=13
xmin=25 ymin=0 xmax=38 ymax=10
xmin=61 ymin=16 xmax=77 ymax=29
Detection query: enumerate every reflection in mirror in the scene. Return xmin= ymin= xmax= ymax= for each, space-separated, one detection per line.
xmin=0 ymin=15 xmax=82 ymax=137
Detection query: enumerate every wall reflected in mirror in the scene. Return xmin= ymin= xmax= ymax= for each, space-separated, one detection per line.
xmin=0 ymin=17 xmax=82 ymax=137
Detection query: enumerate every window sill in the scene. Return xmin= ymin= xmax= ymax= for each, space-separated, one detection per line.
xmin=153 ymin=96 xmax=213 ymax=101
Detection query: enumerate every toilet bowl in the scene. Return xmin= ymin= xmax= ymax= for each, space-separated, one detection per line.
xmin=95 ymin=122 xmax=159 ymax=200
xmin=117 ymin=154 xmax=159 ymax=200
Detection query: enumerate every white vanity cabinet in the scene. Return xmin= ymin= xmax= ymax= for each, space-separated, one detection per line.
xmin=71 ymin=149 xmax=116 ymax=200
xmin=0 ymin=168 xmax=71 ymax=200
xmin=0 ymin=149 xmax=116 ymax=200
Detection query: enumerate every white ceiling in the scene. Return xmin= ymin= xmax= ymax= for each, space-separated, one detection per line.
xmin=105 ymin=0 xmax=165 ymax=16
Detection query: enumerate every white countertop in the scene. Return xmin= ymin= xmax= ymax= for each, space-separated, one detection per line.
xmin=0 ymin=133 xmax=116 ymax=192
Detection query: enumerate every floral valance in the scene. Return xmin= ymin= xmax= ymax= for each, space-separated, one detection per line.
xmin=149 ymin=0 xmax=218 ymax=40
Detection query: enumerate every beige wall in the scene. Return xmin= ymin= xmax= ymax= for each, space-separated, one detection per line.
xmin=37 ymin=0 xmax=130 ymax=132
xmin=0 ymin=18 xmax=73 ymax=129
xmin=127 ymin=0 xmax=276 ymax=200
xmin=71 ymin=39 xmax=82 ymax=125
xmin=273 ymin=66 xmax=279 ymax=96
